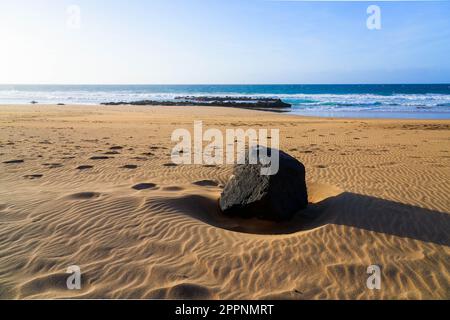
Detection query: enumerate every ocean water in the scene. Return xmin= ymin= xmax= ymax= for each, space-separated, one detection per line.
xmin=1 ymin=84 xmax=450 ymax=119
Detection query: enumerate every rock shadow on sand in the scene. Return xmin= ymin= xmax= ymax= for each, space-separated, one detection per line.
xmin=148 ymin=184 xmax=450 ymax=244
xmin=313 ymin=192 xmax=450 ymax=246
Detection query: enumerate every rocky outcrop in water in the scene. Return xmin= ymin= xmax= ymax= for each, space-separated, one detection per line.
xmin=101 ymin=96 xmax=291 ymax=112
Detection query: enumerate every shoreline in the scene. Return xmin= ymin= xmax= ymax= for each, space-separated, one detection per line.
xmin=1 ymin=103 xmax=450 ymax=121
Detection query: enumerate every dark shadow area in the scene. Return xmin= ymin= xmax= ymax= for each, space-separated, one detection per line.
xmin=314 ymin=192 xmax=450 ymax=247
xmin=150 ymin=192 xmax=450 ymax=246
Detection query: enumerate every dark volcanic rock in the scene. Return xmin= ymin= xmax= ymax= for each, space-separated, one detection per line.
xmin=219 ymin=147 xmax=308 ymax=221
xmin=101 ymin=96 xmax=291 ymax=112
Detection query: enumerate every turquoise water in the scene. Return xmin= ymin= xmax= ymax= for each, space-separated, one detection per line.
xmin=1 ymin=84 xmax=450 ymax=119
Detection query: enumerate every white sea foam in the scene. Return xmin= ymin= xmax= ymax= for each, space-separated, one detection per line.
xmin=1 ymin=87 xmax=449 ymax=118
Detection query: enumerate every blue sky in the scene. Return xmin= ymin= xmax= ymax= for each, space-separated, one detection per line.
xmin=0 ymin=0 xmax=449 ymax=84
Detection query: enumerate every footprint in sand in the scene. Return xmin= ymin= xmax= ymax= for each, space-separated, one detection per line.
xmin=132 ymin=183 xmax=158 ymax=190
xmin=141 ymin=152 xmax=154 ymax=157
xmin=166 ymin=283 xmax=215 ymax=300
xmin=67 ymin=192 xmax=101 ymax=200
xmin=43 ymin=163 xmax=63 ymax=168
xmin=163 ymin=163 xmax=177 ymax=167
xmin=77 ymin=165 xmax=94 ymax=170
xmin=162 ymin=186 xmax=184 ymax=191
xmin=24 ymin=174 xmax=43 ymax=180
xmin=131 ymin=156 xmax=148 ymax=161
xmin=3 ymin=159 xmax=24 ymax=164
xmin=121 ymin=164 xmax=138 ymax=169
xmin=193 ymin=180 xmax=219 ymax=187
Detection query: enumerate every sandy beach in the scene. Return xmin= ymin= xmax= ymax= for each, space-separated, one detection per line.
xmin=0 ymin=104 xmax=449 ymax=299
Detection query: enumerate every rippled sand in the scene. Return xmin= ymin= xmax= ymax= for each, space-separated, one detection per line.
xmin=0 ymin=104 xmax=449 ymax=299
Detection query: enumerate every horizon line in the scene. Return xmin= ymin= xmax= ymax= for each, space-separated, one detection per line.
xmin=1 ymin=83 xmax=450 ymax=86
